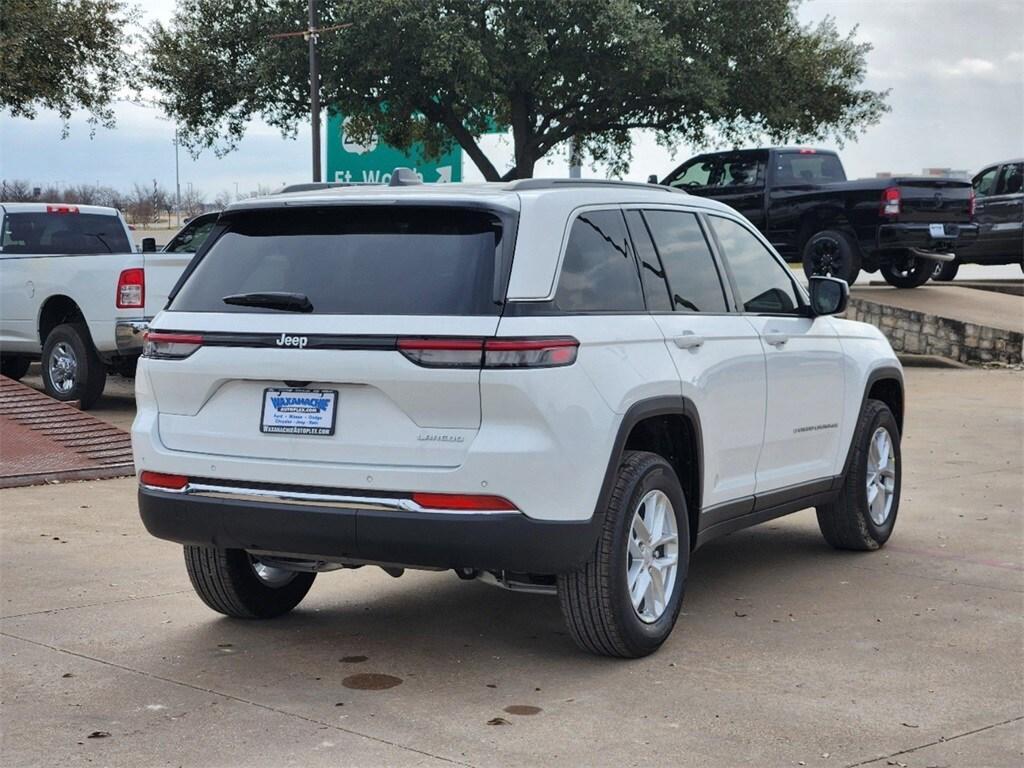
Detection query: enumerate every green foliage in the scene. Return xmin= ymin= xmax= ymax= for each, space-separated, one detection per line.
xmin=147 ymin=0 xmax=888 ymax=179
xmin=0 ymin=0 xmax=139 ymax=130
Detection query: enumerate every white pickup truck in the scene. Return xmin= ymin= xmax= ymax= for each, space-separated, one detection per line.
xmin=0 ymin=202 xmax=192 ymax=408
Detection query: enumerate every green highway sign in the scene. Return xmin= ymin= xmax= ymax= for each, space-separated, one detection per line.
xmin=326 ymin=112 xmax=463 ymax=184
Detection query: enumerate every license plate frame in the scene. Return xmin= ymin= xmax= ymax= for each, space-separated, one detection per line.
xmin=260 ymin=388 xmax=338 ymax=436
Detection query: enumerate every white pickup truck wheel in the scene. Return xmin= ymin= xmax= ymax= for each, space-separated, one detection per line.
xmin=41 ymin=323 xmax=106 ymax=409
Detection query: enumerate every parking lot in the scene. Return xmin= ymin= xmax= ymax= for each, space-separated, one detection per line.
xmin=2 ymin=366 xmax=1021 ymax=767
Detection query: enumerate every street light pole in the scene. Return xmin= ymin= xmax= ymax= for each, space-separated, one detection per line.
xmin=308 ymin=0 xmax=321 ymax=182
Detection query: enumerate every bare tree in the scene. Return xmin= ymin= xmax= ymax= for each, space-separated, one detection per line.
xmin=0 ymin=179 xmax=35 ymax=201
xmin=180 ymin=186 xmax=207 ymax=218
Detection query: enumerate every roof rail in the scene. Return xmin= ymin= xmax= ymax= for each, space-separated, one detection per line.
xmin=504 ymin=178 xmax=685 ymax=194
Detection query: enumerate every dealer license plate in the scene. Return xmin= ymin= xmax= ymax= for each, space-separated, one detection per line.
xmin=260 ymin=388 xmax=338 ymax=436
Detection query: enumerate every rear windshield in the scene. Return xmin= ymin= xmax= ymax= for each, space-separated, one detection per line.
xmin=773 ymin=152 xmax=846 ymax=185
xmin=170 ymin=206 xmax=505 ymax=315
xmin=1 ymin=211 xmax=130 ymax=254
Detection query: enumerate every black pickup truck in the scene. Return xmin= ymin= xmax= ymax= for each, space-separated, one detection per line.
xmin=658 ymin=148 xmax=978 ymax=287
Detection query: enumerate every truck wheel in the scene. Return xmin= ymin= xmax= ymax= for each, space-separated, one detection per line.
xmin=0 ymin=355 xmax=31 ymax=381
xmin=557 ymin=451 xmax=690 ymax=658
xmin=816 ymin=399 xmax=901 ymax=551
xmin=802 ymin=230 xmax=861 ymax=286
xmin=931 ymin=259 xmax=959 ymax=281
xmin=879 ymin=251 xmax=932 ymax=288
xmin=41 ymin=323 xmax=106 ymax=409
xmin=184 ymin=546 xmax=316 ymax=619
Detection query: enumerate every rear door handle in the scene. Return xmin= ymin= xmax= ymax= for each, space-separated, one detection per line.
xmin=674 ymin=332 xmax=705 ymax=350
xmin=764 ymin=331 xmax=789 ymax=347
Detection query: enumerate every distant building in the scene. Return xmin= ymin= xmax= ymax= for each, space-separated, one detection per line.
xmin=875 ymin=168 xmax=971 ymax=180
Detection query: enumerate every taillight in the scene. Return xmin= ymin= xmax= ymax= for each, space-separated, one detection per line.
xmin=139 ymin=471 xmax=188 ymax=490
xmin=116 ymin=268 xmax=145 ymax=308
xmin=968 ymin=189 xmax=976 ymax=217
xmin=411 ymin=492 xmax=517 ymax=511
xmin=143 ymin=331 xmax=204 ymax=359
xmin=483 ymin=337 xmax=579 ymax=368
xmin=881 ymin=186 xmax=901 ymax=217
xmin=46 ymin=205 xmax=79 ymax=214
xmin=396 ymin=338 xmax=483 ymax=368
xmin=397 ymin=337 xmax=579 ymax=369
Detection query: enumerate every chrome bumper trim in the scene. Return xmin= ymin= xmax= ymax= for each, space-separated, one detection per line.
xmin=143 ymin=481 xmax=516 ymax=516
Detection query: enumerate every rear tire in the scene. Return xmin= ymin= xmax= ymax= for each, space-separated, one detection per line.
xmin=0 ymin=355 xmax=31 ymax=381
xmin=40 ymin=323 xmax=106 ymax=408
xmin=879 ymin=251 xmax=932 ymax=288
xmin=557 ymin=451 xmax=690 ymax=658
xmin=183 ymin=546 xmax=316 ymax=619
xmin=816 ymin=400 xmax=901 ymax=551
xmin=802 ymin=230 xmax=861 ymax=286
xmin=931 ymin=259 xmax=959 ymax=281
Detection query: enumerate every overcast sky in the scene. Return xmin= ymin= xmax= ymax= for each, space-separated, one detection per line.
xmin=1 ymin=0 xmax=1021 ymax=198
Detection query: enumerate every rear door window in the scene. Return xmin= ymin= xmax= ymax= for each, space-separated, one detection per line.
xmin=623 ymin=210 xmax=673 ymax=311
xmin=1 ymin=211 xmax=130 ymax=254
xmin=170 ymin=206 xmax=505 ymax=316
xmin=973 ymin=166 xmax=1000 ymax=197
xmin=773 ymin=152 xmax=847 ymax=185
xmin=642 ymin=210 xmax=728 ymax=313
xmin=554 ymin=210 xmax=644 ymax=312
xmin=708 ymin=216 xmax=801 ymax=314
xmin=996 ymin=163 xmax=1023 ymax=196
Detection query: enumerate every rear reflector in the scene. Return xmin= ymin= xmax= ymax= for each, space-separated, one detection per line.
xmin=398 ymin=337 xmax=578 ymax=369
xmin=143 ymin=331 xmax=204 ymax=359
xmin=139 ymin=471 xmax=188 ymax=490
xmin=411 ymin=492 xmax=517 ymax=511
xmin=116 ymin=268 xmax=145 ymax=308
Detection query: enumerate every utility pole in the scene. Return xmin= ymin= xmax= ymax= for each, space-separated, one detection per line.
xmin=174 ymin=127 xmax=181 ymax=226
xmin=308 ymin=0 xmax=321 ymax=181
xmin=269 ymin=11 xmax=350 ymax=183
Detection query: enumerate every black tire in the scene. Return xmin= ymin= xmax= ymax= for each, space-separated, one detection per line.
xmin=802 ymin=230 xmax=861 ymax=286
xmin=557 ymin=451 xmax=691 ymax=658
xmin=40 ymin=323 xmax=106 ymax=408
xmin=931 ymin=259 xmax=959 ymax=281
xmin=0 ymin=355 xmax=31 ymax=381
xmin=183 ymin=546 xmax=316 ymax=619
xmin=879 ymin=251 xmax=932 ymax=288
xmin=816 ymin=400 xmax=901 ymax=551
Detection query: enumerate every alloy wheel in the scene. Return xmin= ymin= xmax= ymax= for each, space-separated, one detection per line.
xmin=48 ymin=342 xmax=78 ymax=394
xmin=626 ymin=490 xmax=679 ymax=623
xmin=866 ymin=427 xmax=897 ymax=526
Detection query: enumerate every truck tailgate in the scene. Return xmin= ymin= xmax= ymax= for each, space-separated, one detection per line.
xmin=894 ymin=178 xmax=974 ymax=223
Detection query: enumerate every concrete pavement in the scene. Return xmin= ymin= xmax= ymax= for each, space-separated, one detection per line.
xmin=1 ymin=368 xmax=1021 ymax=767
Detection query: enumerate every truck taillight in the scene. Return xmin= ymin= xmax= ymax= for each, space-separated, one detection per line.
xmin=397 ymin=337 xmax=579 ymax=369
xmin=143 ymin=331 xmax=204 ymax=359
xmin=968 ymin=189 xmax=976 ymax=217
xmin=881 ymin=187 xmax=901 ymax=217
xmin=46 ymin=205 xmax=79 ymax=214
xmin=116 ymin=268 xmax=145 ymax=308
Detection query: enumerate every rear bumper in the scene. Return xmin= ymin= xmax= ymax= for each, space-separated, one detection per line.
xmin=876 ymin=223 xmax=979 ymax=253
xmin=115 ymin=319 xmax=150 ymax=353
xmin=138 ymin=483 xmax=602 ymax=574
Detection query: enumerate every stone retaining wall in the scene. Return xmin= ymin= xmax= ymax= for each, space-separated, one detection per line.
xmin=846 ymin=297 xmax=1023 ymax=366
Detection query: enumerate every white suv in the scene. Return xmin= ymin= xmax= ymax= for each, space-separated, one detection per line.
xmin=133 ymin=176 xmax=903 ymax=658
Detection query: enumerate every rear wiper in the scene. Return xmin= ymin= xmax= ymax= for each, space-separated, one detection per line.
xmin=222 ymin=292 xmax=314 ymax=313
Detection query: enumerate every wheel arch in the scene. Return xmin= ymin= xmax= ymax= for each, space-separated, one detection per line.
xmin=597 ymin=397 xmax=703 ymax=550
xmin=37 ymin=295 xmax=86 ymax=345
xmin=839 ymin=366 xmax=904 ymax=482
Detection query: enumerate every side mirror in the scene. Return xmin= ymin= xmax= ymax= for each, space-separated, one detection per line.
xmin=647 ymin=174 xmax=659 ymax=185
xmin=808 ymin=276 xmax=849 ymax=316
xmin=141 ymin=237 xmax=157 ymax=253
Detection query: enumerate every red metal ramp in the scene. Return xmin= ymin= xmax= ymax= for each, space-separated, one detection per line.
xmin=0 ymin=376 xmax=134 ymax=488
